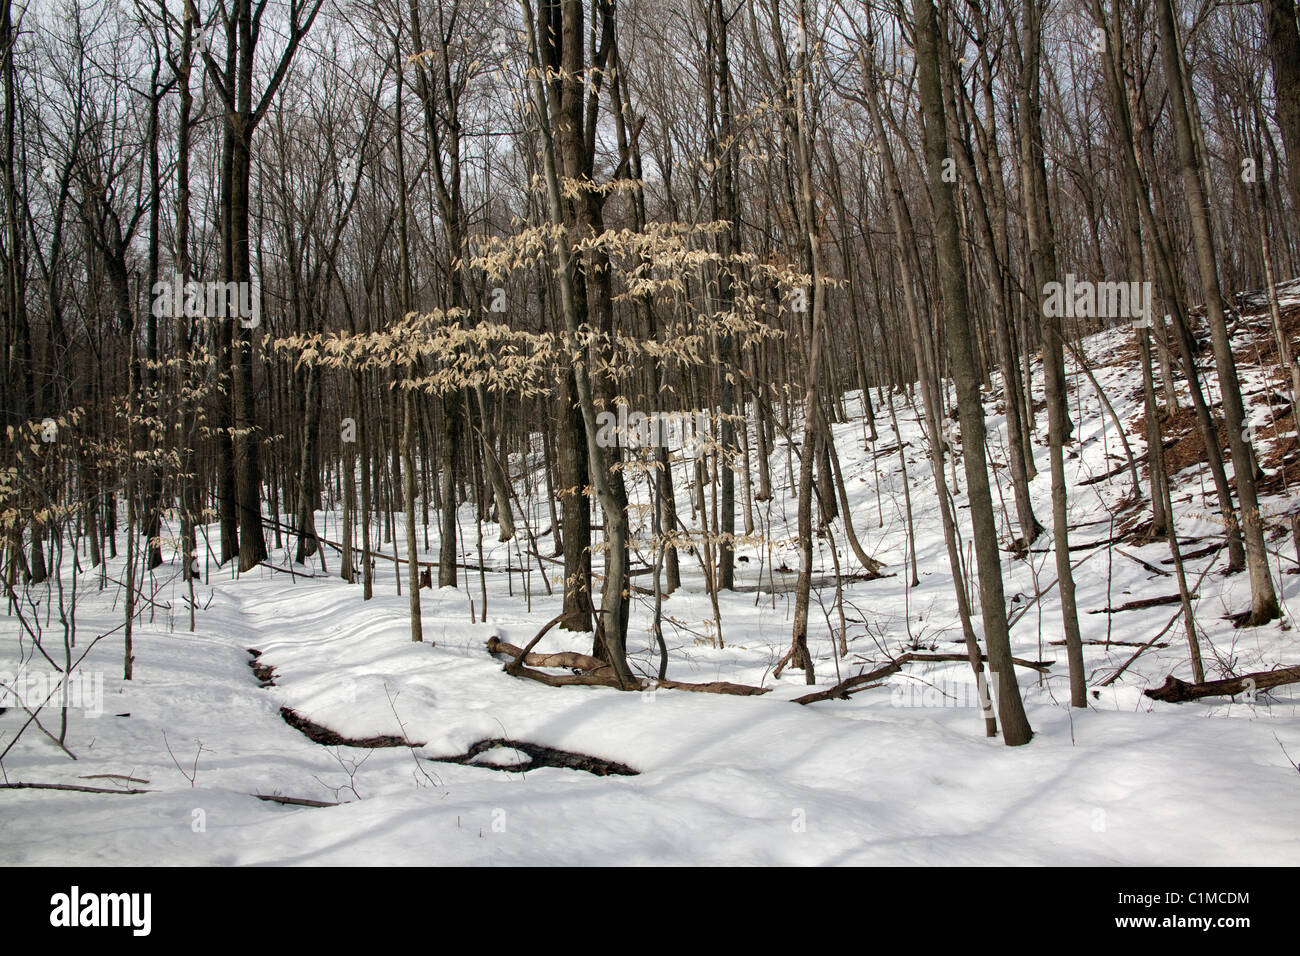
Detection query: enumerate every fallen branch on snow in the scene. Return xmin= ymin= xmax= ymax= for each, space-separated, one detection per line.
xmin=793 ymin=653 xmax=1052 ymax=705
xmin=487 ymin=636 xmax=610 ymax=675
xmin=1144 ymin=665 xmax=1300 ymax=703
xmin=1088 ymin=593 xmax=1192 ymax=614
xmin=254 ymin=793 xmax=339 ymax=808
xmin=500 ymin=657 xmax=771 ymax=696
xmin=1114 ymin=548 xmax=1171 ymax=577
xmin=487 ymin=635 xmax=769 ymax=696
xmin=1048 ymin=639 xmax=1169 ymax=648
xmin=0 ymin=782 xmax=152 ymax=794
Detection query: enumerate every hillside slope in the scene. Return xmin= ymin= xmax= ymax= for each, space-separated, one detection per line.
xmin=3 ymin=289 xmax=1299 ymax=865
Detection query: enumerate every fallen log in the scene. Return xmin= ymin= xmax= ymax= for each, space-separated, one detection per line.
xmin=487 ymin=636 xmax=611 ymax=675
xmin=1115 ymin=548 xmax=1171 ymax=577
xmin=1012 ymin=534 xmax=1128 ymax=555
xmin=492 ymin=620 xmax=768 ymax=694
xmin=869 ymin=441 xmax=911 ymax=459
xmin=1162 ymin=542 xmax=1223 ymax=563
xmin=79 ymin=773 xmax=151 ymax=785
xmin=646 ymin=677 xmax=770 ymax=695
xmin=898 ymin=652 xmax=1054 ymax=673
xmin=793 ymin=661 xmax=907 ymax=705
xmin=0 ymin=782 xmax=152 ymax=794
xmin=1089 ymin=593 xmax=1191 ymax=614
xmin=1079 ymin=451 xmax=1149 ymax=485
xmin=259 ymin=561 xmax=324 ymax=579
xmin=794 ymin=652 xmax=1052 ymax=705
xmin=1049 ymin=639 xmax=1169 ymax=648
xmin=498 ymin=655 xmax=770 ymax=696
xmin=1144 ymin=665 xmax=1300 ymax=703
xmin=254 ymin=793 xmax=339 ymax=808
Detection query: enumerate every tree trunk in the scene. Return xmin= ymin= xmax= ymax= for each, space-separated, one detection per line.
xmin=1265 ymin=0 xmax=1300 ymax=215
xmin=916 ymin=0 xmax=1032 ymax=744
xmin=1155 ymin=0 xmax=1279 ymax=625
xmin=1017 ymin=0 xmax=1085 ymax=707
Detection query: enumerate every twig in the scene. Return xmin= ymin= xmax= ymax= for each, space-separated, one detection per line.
xmin=253 ymin=792 xmax=339 ymax=808
xmin=161 ymin=730 xmax=207 ymax=787
xmin=79 ymin=773 xmax=151 ymax=785
xmin=0 ymin=782 xmax=152 ymax=794
xmin=384 ymin=684 xmax=442 ymax=790
xmin=1115 ymin=547 xmax=1171 ymax=577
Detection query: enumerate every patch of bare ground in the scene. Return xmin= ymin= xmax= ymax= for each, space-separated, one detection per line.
xmin=279 ymin=706 xmax=414 ymax=748
xmin=247 ymin=649 xmax=276 ymax=687
xmin=1132 ymin=404 xmax=1228 ymax=477
xmin=429 ymin=739 xmax=639 ymax=776
xmin=1130 ymin=397 xmax=1292 ymax=483
xmin=1237 ymin=299 xmax=1300 ymax=368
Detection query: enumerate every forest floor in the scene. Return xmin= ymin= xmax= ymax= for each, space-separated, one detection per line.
xmin=4 ymin=290 xmax=1300 ymax=865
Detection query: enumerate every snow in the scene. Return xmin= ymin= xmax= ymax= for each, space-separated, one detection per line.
xmin=3 ymin=310 xmax=1299 ymax=865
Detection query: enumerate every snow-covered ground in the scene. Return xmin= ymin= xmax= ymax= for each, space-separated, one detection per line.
xmin=3 ymin=306 xmax=1299 ymax=865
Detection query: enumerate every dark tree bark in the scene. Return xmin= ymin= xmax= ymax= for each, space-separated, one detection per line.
xmin=1155 ymin=0 xmax=1279 ymax=626
xmin=202 ymin=0 xmax=325 ymax=573
xmin=1016 ymin=0 xmax=1085 ymax=707
xmin=915 ymin=0 xmax=1032 ymax=744
xmin=1265 ymin=0 xmax=1300 ymax=215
